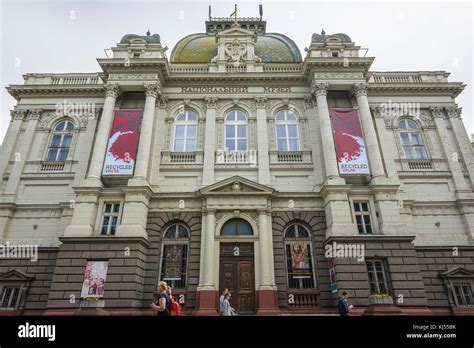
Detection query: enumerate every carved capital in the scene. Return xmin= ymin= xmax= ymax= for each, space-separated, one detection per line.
xmin=205 ymin=96 xmax=219 ymax=108
xmin=370 ymin=105 xmax=383 ymax=118
xmin=304 ymin=96 xmax=316 ymax=108
xmin=311 ymin=81 xmax=329 ymax=97
xmin=143 ymin=83 xmax=161 ymax=98
xmin=444 ymin=106 xmax=461 ymax=118
xmin=28 ymin=108 xmax=43 ymax=120
xmin=104 ymin=83 xmax=120 ymax=98
xmin=352 ymin=82 xmax=369 ymax=97
xmin=157 ymin=96 xmax=169 ymax=109
xmin=11 ymin=109 xmax=27 ymax=121
xmin=429 ymin=106 xmax=444 ymax=118
xmin=254 ymin=96 xmax=267 ymax=108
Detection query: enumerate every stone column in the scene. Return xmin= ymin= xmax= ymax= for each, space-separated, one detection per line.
xmin=255 ymin=96 xmax=270 ymax=185
xmin=114 ymin=186 xmax=151 ymax=239
xmin=352 ymin=83 xmax=385 ymax=180
xmin=256 ymin=210 xmax=280 ymax=314
xmin=0 ymin=110 xmax=26 ymax=188
xmin=305 ymin=97 xmax=324 ymax=188
xmin=129 ymin=83 xmax=160 ymax=186
xmin=149 ymin=97 xmax=168 ymax=186
xmin=202 ymin=97 xmax=218 ymax=186
xmin=83 ymin=84 xmax=120 ymax=186
xmin=311 ymin=81 xmax=343 ymax=185
xmin=195 ymin=209 xmax=218 ymax=315
xmin=4 ymin=109 xmax=41 ymax=195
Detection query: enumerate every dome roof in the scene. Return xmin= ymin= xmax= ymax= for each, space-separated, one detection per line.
xmin=171 ymin=32 xmax=302 ymax=63
xmin=120 ymin=33 xmax=161 ymax=44
xmin=311 ymin=32 xmax=351 ymax=44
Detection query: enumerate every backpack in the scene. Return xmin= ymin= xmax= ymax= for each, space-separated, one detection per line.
xmin=169 ymin=297 xmax=182 ymax=316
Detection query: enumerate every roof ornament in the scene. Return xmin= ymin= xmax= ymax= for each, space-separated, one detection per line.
xmin=259 ymin=3 xmax=263 ymax=20
xmin=321 ymin=28 xmax=326 ymax=35
xmin=146 ymin=28 xmax=151 ymax=36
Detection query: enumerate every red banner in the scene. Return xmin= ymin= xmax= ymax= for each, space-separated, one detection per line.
xmin=102 ymin=110 xmax=143 ymax=176
xmin=329 ymin=108 xmax=370 ymax=175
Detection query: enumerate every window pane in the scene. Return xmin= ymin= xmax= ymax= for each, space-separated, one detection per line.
xmin=110 ymin=225 xmax=116 ymax=236
xmin=175 ymin=125 xmax=185 ymax=138
xmin=398 ymin=120 xmax=407 ymax=129
xmin=226 ymin=112 xmax=235 ymax=121
xmin=276 ymin=125 xmax=286 ymax=137
xmin=104 ymin=204 xmax=112 ymax=213
xmin=177 ymin=225 xmax=188 ymax=238
xmin=365 ymin=224 xmax=373 ymax=234
xmin=187 ymin=125 xmax=197 ymax=138
xmin=406 ymin=120 xmax=418 ymax=129
xmin=400 ymin=132 xmax=410 ymax=145
xmin=411 ymin=133 xmax=423 ymax=145
xmin=62 ymin=135 xmax=72 ymax=147
xmin=111 ymin=216 xmax=118 ymax=227
xmin=287 ymin=113 xmax=297 ymax=121
xmin=354 ymin=203 xmax=360 ymax=212
xmin=285 ymin=225 xmax=296 ymax=238
xmin=58 ymin=149 xmax=69 ymax=161
xmin=237 ymin=125 xmax=246 ymax=138
xmin=176 ymin=113 xmax=186 ymax=121
xmin=55 ymin=122 xmax=65 ymax=131
xmin=187 ymin=112 xmax=197 ymax=121
xmin=225 ymin=140 xmax=234 ymax=151
xmin=226 ymin=125 xmax=235 ymax=138
xmin=174 ymin=140 xmax=184 ymax=152
xmin=237 ymin=139 xmax=247 ymax=151
xmin=51 ymin=135 xmax=62 ymax=147
xmin=236 ymin=220 xmax=252 ymax=235
xmin=65 ymin=122 xmax=74 ymax=131
xmin=277 ymin=139 xmax=287 ymax=152
xmin=404 ymin=148 xmax=414 ymax=159
xmin=275 ymin=112 xmax=285 ymax=121
xmin=165 ymin=225 xmax=176 ymax=238
xmin=113 ymin=204 xmax=120 ymax=213
xmin=236 ymin=111 xmax=246 ymax=121
xmin=361 ymin=202 xmax=369 ymax=211
xmin=288 ymin=125 xmax=298 ymax=138
xmin=47 ymin=149 xmax=58 ymax=161
xmin=289 ymin=139 xmax=299 ymax=151
xmin=414 ymin=147 xmax=427 ymax=159
xmin=186 ymin=140 xmax=196 ymax=152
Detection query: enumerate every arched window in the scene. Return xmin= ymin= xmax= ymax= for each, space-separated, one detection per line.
xmin=275 ymin=110 xmax=300 ymax=152
xmin=225 ymin=110 xmax=248 ymax=151
xmin=173 ymin=111 xmax=198 ymax=152
xmin=160 ymin=223 xmax=189 ymax=289
xmin=284 ymin=223 xmax=315 ymax=289
xmin=47 ymin=120 xmax=74 ymax=161
xmin=221 ymin=218 xmax=253 ymax=236
xmin=398 ymin=119 xmax=428 ymax=159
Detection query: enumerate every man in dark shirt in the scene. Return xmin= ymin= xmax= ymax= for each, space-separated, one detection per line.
xmin=338 ymin=290 xmax=353 ymax=316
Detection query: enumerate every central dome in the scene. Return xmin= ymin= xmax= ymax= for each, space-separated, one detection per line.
xmin=171 ymin=32 xmax=302 ymax=64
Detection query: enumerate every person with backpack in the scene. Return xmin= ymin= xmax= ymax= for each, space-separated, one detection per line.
xmin=338 ymin=290 xmax=354 ymax=316
xmin=167 ymin=286 xmax=182 ymax=316
xmin=150 ymin=281 xmax=170 ymax=316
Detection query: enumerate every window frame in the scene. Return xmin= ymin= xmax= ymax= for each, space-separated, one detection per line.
xmin=99 ymin=201 xmax=122 ymax=236
xmin=283 ymin=223 xmax=317 ymax=290
xmin=349 ymin=197 xmax=378 ymax=234
xmin=0 ymin=286 xmax=21 ymax=310
xmin=398 ymin=118 xmax=428 ymax=160
xmin=275 ymin=110 xmax=301 ymax=152
xmin=224 ymin=110 xmax=249 ymax=152
xmin=453 ymin=283 xmax=474 ymax=307
xmin=159 ymin=223 xmax=190 ymax=290
xmin=172 ymin=110 xmax=198 ymax=153
xmin=366 ymin=260 xmax=391 ymax=295
xmin=46 ymin=120 xmax=75 ymax=162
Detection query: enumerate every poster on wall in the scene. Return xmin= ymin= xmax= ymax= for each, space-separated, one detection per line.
xmin=102 ymin=109 xmax=143 ymax=176
xmin=328 ymin=257 xmax=338 ymax=294
xmin=80 ymin=261 xmax=109 ymax=300
xmin=162 ymin=245 xmax=183 ymax=281
xmin=329 ymin=108 xmax=370 ymax=175
xmin=290 ymin=242 xmax=311 ymax=279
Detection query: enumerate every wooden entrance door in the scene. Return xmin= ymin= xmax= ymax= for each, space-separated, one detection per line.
xmin=219 ymin=242 xmax=255 ymax=314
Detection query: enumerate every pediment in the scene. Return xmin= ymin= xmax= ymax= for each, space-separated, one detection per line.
xmin=217 ymin=25 xmax=256 ymax=39
xmin=0 ymin=269 xmax=35 ymax=282
xmin=198 ymin=176 xmax=275 ymax=195
xmin=439 ymin=266 xmax=474 ymax=278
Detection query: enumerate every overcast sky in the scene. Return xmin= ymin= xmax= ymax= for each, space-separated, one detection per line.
xmin=0 ymin=0 xmax=472 ymax=143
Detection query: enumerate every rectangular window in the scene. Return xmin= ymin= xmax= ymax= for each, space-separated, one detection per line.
xmin=366 ymin=260 xmax=390 ymax=295
xmin=1 ymin=287 xmax=20 ymax=309
xmin=353 ymin=202 xmax=373 ymax=234
xmin=100 ymin=203 xmax=121 ymax=236
xmin=285 ymin=242 xmax=316 ymax=289
xmin=453 ymin=284 xmax=473 ymax=306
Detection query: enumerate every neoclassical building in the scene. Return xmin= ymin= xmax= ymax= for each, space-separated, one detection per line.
xmin=0 ymin=14 xmax=473 ymax=315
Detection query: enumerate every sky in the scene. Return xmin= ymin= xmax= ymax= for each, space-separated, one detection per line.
xmin=0 ymin=0 xmax=472 ymax=143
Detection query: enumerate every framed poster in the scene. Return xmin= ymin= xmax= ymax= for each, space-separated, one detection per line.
xmin=162 ymin=245 xmax=183 ymax=281
xmin=329 ymin=108 xmax=370 ymax=175
xmin=80 ymin=261 xmax=109 ymax=300
xmin=328 ymin=257 xmax=338 ymax=294
xmin=290 ymin=242 xmax=311 ymax=279
xmin=102 ymin=109 xmax=143 ymax=176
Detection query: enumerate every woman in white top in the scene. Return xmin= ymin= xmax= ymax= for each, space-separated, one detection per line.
xmin=221 ymin=292 xmax=235 ymax=316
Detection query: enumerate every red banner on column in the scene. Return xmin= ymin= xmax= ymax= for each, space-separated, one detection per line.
xmin=329 ymin=108 xmax=370 ymax=175
xmin=102 ymin=110 xmax=143 ymax=176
